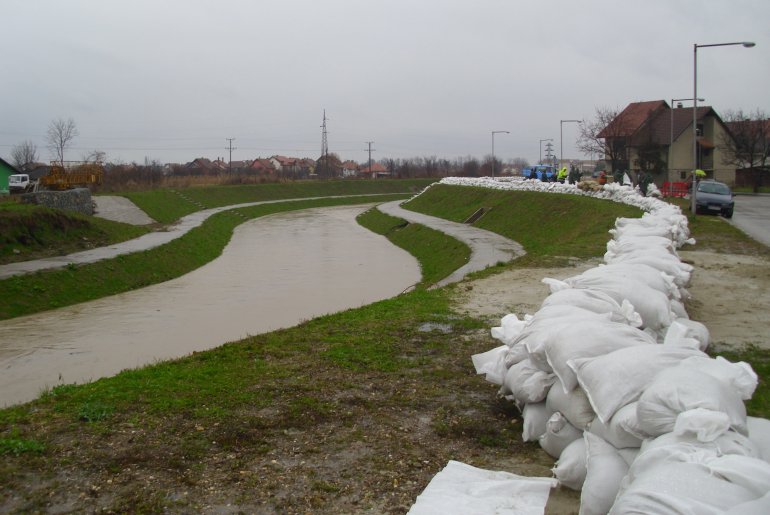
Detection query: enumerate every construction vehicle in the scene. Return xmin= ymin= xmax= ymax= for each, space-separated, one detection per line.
xmin=38 ymin=161 xmax=103 ymax=191
xmin=8 ymin=174 xmax=35 ymax=194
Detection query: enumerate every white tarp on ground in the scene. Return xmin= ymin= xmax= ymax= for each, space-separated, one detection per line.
xmin=407 ymin=460 xmax=557 ymax=515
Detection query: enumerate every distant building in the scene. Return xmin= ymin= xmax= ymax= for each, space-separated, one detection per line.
xmin=0 ymin=157 xmax=20 ymax=193
xmin=599 ymin=100 xmax=736 ymax=185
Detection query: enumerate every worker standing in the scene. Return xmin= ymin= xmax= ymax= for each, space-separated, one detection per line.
xmin=557 ymin=167 xmax=568 ymax=183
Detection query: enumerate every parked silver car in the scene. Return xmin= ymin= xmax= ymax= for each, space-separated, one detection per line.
xmin=695 ymin=180 xmax=734 ymax=218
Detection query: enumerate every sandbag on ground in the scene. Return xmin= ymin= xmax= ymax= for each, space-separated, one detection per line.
xmin=569 ymin=345 xmax=706 ymax=424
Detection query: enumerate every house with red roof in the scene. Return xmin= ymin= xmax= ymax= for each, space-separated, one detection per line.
xmin=599 ymin=100 xmax=736 ymax=185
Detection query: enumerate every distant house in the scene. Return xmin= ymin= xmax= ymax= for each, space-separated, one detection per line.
xmin=599 ymin=100 xmax=736 ymax=185
xmin=340 ymin=160 xmax=359 ymax=178
xmin=186 ymin=157 xmax=218 ymax=174
xmin=0 ymin=157 xmax=20 ymax=193
xmin=250 ymin=158 xmax=276 ymax=175
xmin=363 ymin=162 xmax=388 ymax=179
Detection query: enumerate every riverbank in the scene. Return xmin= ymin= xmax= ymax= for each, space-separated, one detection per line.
xmin=2 ymin=183 xmax=769 ymax=513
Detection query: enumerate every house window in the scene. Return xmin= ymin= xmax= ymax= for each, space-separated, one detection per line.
xmin=680 ymin=171 xmax=688 ymax=180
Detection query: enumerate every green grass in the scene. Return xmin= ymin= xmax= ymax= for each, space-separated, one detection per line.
xmin=0 ymin=203 xmax=149 ymax=264
xmin=122 ymin=179 xmax=436 ymax=224
xmin=356 ymin=207 xmax=471 ymax=288
xmin=403 ymin=184 xmax=643 ymax=265
xmin=0 ymin=194 xmax=408 ymax=320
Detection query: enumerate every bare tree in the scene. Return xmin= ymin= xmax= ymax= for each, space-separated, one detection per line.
xmin=721 ymin=109 xmax=769 ymax=192
xmin=576 ymin=106 xmax=630 ymax=173
xmin=10 ymin=140 xmax=38 ymax=168
xmin=46 ymin=117 xmax=79 ymax=165
xmin=83 ymin=149 xmax=107 ymax=164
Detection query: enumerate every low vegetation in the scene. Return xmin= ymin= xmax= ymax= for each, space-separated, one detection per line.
xmin=0 ymin=202 xmax=149 ymax=265
xmin=356 ymin=207 xmax=471 ymax=288
xmin=1 ymin=183 xmax=767 ymax=513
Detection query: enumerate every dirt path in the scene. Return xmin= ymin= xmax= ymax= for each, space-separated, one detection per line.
xmin=454 ymin=252 xmax=769 ymax=351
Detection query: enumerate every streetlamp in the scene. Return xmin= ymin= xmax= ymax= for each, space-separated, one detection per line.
xmin=692 ymin=41 xmax=755 ymax=213
xmin=491 ymin=130 xmax=509 ymax=177
xmin=560 ymin=120 xmax=581 ymax=170
xmin=539 ymin=138 xmax=553 ymax=164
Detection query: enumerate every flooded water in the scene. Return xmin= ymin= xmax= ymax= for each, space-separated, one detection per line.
xmin=0 ymin=205 xmax=421 ymax=407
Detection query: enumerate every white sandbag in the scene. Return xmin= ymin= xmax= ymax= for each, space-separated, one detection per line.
xmin=540 ymin=288 xmax=642 ymax=327
xmin=747 ymin=416 xmax=770 ymax=463
xmin=672 ymin=317 xmax=710 ymax=349
xmin=553 ymin=437 xmax=587 ymax=490
xmin=605 ymin=253 xmax=692 ymax=287
xmin=587 ymin=407 xmax=643 ymax=449
xmin=513 ymin=311 xmax=612 ymax=372
xmin=539 ymin=412 xmax=583 ymax=459
xmin=544 ymin=319 xmax=656 ymax=393
xmin=471 ymin=345 xmax=508 ymax=386
xmin=580 ymin=262 xmax=681 ymax=300
xmin=569 ymin=345 xmax=705 ymax=424
xmin=407 ymin=460 xmax=557 ymax=515
xmin=614 ymin=402 xmax=647 ymax=440
xmin=610 ymin=461 xmax=755 ymax=515
xmin=503 ymin=342 xmax=529 ymax=368
xmin=544 ymin=276 xmax=673 ymax=337
xmin=673 ymin=408 xmax=732 ymax=442
xmin=580 ymin=432 xmax=629 ymax=515
xmin=707 ymin=454 xmax=770 ymax=498
xmin=636 ymin=366 xmax=748 ymax=438
xmin=663 ymin=319 xmax=703 ymax=350
xmin=490 ymin=313 xmax=529 ymax=346
xmin=522 ymin=402 xmax=554 ymax=442
xmin=679 ymin=355 xmax=758 ymax=401
xmin=546 ymin=378 xmax=596 ymax=430
xmin=501 ymin=359 xmax=555 ymax=404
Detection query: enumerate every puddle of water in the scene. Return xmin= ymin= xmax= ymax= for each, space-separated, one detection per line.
xmin=0 ymin=205 xmax=421 ymax=407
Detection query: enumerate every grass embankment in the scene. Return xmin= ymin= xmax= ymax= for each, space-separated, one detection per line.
xmin=356 ymin=207 xmax=471 ymax=288
xmin=0 ymin=194 xmax=408 ymax=321
xmin=403 ymin=184 xmax=642 ymax=267
xmin=1 ymin=185 xmax=768 ymax=513
xmin=123 ymin=179 xmax=436 ymax=224
xmin=0 ymin=203 xmax=149 ymax=265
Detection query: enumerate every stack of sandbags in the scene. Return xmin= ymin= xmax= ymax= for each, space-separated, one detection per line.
xmin=470 ymin=190 xmax=770 ymax=514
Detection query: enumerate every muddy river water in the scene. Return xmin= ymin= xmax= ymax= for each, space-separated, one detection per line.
xmin=0 ymin=205 xmax=421 ymax=407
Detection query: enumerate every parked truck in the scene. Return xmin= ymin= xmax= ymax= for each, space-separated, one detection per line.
xmin=9 ymin=162 xmax=104 ymax=194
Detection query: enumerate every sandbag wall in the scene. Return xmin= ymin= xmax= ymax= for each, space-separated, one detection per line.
xmin=463 ymin=177 xmax=770 ymax=514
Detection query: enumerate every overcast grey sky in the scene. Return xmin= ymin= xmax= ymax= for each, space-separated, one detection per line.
xmin=2 ymin=0 xmax=768 ymax=166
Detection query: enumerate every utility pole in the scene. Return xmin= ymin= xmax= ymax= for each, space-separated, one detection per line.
xmin=320 ymin=110 xmax=329 ymax=178
xmin=365 ymin=141 xmax=375 ymax=178
xmin=225 ymin=138 xmax=237 ymax=173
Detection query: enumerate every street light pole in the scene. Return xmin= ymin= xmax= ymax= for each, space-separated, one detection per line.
xmin=491 ymin=130 xmax=509 ymax=177
xmin=539 ymin=138 xmax=553 ymax=165
xmin=560 ymin=120 xmax=581 ymax=170
xmin=692 ymin=41 xmax=755 ymax=214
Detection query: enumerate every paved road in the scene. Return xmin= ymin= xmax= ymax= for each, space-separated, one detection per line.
xmin=377 ymin=201 xmax=525 ymax=287
xmin=730 ymin=194 xmax=770 ymax=247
